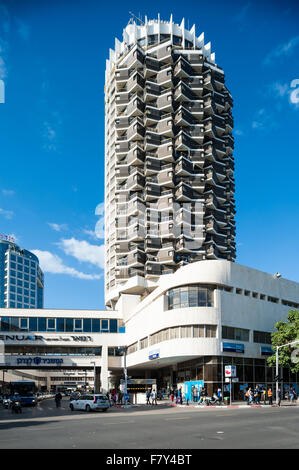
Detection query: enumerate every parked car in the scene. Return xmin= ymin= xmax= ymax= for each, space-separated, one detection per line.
xmin=69 ymin=394 xmax=110 ymax=412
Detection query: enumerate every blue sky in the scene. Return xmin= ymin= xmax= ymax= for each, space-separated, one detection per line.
xmin=0 ymin=0 xmax=298 ymax=309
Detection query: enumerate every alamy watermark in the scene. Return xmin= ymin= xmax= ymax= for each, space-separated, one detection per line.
xmin=291 ymin=348 xmax=299 ymax=365
xmin=0 ymin=80 xmax=5 ymax=103
xmin=290 ymin=79 xmax=299 ymax=105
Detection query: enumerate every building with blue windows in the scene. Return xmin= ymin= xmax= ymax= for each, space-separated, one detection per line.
xmin=0 ymin=239 xmax=44 ymax=309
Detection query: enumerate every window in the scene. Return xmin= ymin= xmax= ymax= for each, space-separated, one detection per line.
xmin=38 ymin=317 xmax=47 ymax=332
xmin=166 ymin=285 xmax=214 ymax=310
xmin=65 ymin=318 xmax=74 ymax=332
xmin=74 ymin=319 xmax=82 ymax=331
xmin=20 ymin=318 xmax=28 ymax=330
xmin=222 ymin=326 xmax=249 ymax=342
xmin=194 ymin=325 xmax=205 ymax=337
xmin=181 ymin=326 xmax=192 ymax=338
xmin=140 ymin=337 xmax=148 ymax=350
xmin=101 ymin=319 xmax=109 ymax=331
xmin=253 ymin=331 xmax=272 ymax=344
xmin=92 ymin=319 xmax=100 ymax=333
xmin=206 ymin=325 xmax=217 ymax=338
xmin=47 ymin=318 xmax=56 ymax=330
xmin=109 ymin=319 xmax=118 ymax=333
xmin=83 ymin=319 xmax=92 ymax=333
xmin=56 ymin=318 xmax=65 ymax=332
xmin=29 ymin=317 xmax=38 ymax=331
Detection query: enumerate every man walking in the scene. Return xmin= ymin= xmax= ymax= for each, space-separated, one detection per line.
xmin=267 ymin=387 xmax=273 ymax=405
xmin=151 ymin=389 xmax=157 ymax=406
xmin=254 ymin=385 xmax=260 ymax=404
xmin=146 ymin=388 xmax=151 ymax=405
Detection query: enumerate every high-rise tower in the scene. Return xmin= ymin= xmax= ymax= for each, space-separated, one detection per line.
xmin=0 ymin=238 xmax=44 ymax=309
xmin=105 ymin=16 xmax=236 ymax=307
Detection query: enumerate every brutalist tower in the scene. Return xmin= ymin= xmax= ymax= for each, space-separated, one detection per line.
xmin=105 ymin=16 xmax=236 ymax=307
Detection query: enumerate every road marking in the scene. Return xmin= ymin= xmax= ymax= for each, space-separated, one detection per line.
xmin=165 ymin=417 xmax=188 ymax=421
xmin=103 ymin=421 xmax=135 ymax=425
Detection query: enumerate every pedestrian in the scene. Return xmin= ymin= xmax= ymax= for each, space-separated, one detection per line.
xmin=248 ymin=388 xmax=253 ymax=405
xmin=217 ymin=387 xmax=222 ymax=401
xmin=54 ymin=392 xmax=62 ymax=408
xmin=277 ymin=387 xmax=281 ymax=406
xmin=151 ymin=389 xmax=157 ymax=405
xmin=267 ymin=387 xmax=273 ymax=405
xmin=170 ymin=389 xmax=174 ymax=402
xmin=178 ymin=387 xmax=182 ymax=404
xmin=254 ymin=386 xmax=260 ymax=404
xmin=146 ymin=388 xmax=151 ymax=405
xmin=262 ymin=388 xmax=266 ymax=405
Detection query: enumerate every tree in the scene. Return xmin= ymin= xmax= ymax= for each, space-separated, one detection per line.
xmin=267 ymin=309 xmax=299 ymax=373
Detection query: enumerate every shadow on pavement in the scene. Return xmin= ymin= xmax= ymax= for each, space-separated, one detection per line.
xmin=0 ymin=419 xmax=60 ymax=431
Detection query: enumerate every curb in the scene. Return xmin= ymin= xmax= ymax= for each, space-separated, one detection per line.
xmin=170 ymin=404 xmax=281 ymax=409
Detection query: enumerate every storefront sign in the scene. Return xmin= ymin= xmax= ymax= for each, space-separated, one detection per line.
xmin=149 ymin=349 xmax=160 ymax=360
xmin=16 ymin=356 xmax=64 ymax=366
xmin=225 ymin=365 xmax=237 ymax=377
xmin=222 ymin=342 xmax=244 ymax=353
xmin=261 ymin=346 xmax=273 ymax=356
xmin=0 ymin=334 xmax=93 ymax=343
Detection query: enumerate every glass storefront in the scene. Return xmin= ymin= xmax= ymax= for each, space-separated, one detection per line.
xmin=151 ymin=356 xmax=298 ymax=399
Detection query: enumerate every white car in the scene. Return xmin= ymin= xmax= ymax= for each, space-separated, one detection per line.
xmin=69 ymin=394 xmax=110 ymax=412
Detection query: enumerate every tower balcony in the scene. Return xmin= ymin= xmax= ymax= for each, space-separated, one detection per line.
xmin=145 ymin=157 xmax=161 ymax=175
xmin=174 ymin=107 xmax=195 ymax=127
xmin=156 ymin=116 xmax=174 ymax=137
xmin=175 ymin=157 xmax=194 ymax=176
xmin=173 ymin=57 xmax=193 ymax=78
xmin=126 ymin=146 xmax=145 ymax=166
xmin=175 ymin=131 xmax=200 ymax=151
xmin=145 ymin=107 xmax=160 ymax=125
xmin=157 ymin=91 xmax=173 ymax=112
xmin=157 ymin=66 xmax=173 ymax=87
xmin=126 ymin=72 xmax=145 ymax=94
xmin=173 ymin=83 xmax=194 ymax=102
xmin=125 ymin=97 xmax=145 ymax=117
xmin=185 ymin=77 xmax=203 ymax=96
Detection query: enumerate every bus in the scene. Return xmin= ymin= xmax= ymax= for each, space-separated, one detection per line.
xmin=9 ymin=381 xmax=37 ymax=406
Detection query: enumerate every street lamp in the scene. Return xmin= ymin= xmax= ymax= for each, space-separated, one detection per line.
xmin=275 ymin=340 xmax=299 ymax=405
xmin=90 ymin=361 xmax=96 ymax=394
xmin=118 ymin=346 xmax=131 ymax=408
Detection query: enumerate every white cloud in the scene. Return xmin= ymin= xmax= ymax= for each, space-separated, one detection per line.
xmin=48 ymin=222 xmax=68 ymax=232
xmin=0 ymin=207 xmax=13 ymax=219
xmin=290 ymin=79 xmax=299 ymax=107
xmin=0 ymin=38 xmax=8 ymax=80
xmin=31 ymin=250 xmax=102 ymax=280
xmin=264 ymin=35 xmax=299 ymax=65
xmin=2 ymin=189 xmax=15 ymax=196
xmin=58 ymin=238 xmax=105 ymax=270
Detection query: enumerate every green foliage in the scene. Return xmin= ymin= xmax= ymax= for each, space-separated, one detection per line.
xmin=267 ymin=310 xmax=299 ymax=373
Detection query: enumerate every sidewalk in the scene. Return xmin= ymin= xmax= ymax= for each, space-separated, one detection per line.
xmin=170 ymin=399 xmax=299 ymax=409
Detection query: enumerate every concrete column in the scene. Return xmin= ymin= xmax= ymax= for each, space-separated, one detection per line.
xmin=100 ymin=345 xmax=108 ymax=393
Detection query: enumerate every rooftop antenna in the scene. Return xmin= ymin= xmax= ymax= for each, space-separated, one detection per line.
xmin=129 ymin=11 xmax=145 ymax=25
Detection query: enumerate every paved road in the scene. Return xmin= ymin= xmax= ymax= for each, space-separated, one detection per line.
xmin=0 ymin=398 xmax=298 ymax=449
